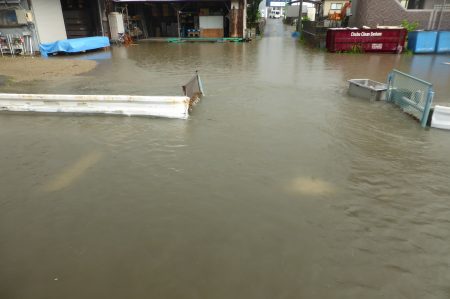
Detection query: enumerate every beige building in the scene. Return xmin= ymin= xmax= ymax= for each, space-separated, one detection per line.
xmin=323 ymin=0 xmax=347 ymax=16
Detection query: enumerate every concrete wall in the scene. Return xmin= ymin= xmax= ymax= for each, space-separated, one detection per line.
xmin=31 ymin=0 xmax=67 ymax=43
xmin=351 ymin=0 xmax=450 ymax=30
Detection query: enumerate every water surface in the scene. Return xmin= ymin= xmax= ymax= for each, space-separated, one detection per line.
xmin=1 ymin=20 xmax=450 ymax=299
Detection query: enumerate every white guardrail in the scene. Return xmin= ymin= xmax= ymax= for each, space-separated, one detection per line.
xmin=0 ymin=73 xmax=203 ymax=120
xmin=431 ymin=105 xmax=450 ymax=130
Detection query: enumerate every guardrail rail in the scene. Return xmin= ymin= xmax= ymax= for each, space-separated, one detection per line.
xmin=386 ymin=69 xmax=434 ymax=127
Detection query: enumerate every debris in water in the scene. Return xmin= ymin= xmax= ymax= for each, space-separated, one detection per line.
xmin=42 ymin=151 xmax=103 ymax=192
xmin=287 ymin=177 xmax=335 ymax=196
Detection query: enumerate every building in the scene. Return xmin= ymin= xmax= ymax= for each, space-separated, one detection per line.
xmin=350 ymin=0 xmax=450 ymax=30
xmin=0 ymin=0 xmax=107 ymax=55
xmin=0 ymin=0 xmax=246 ymax=56
xmin=322 ymin=0 xmax=347 ymax=16
xmin=111 ymin=0 xmax=246 ymax=38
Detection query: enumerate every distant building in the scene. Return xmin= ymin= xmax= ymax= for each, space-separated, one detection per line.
xmin=112 ymin=0 xmax=247 ymax=38
xmin=322 ymin=0 xmax=347 ymax=16
xmin=0 ymin=0 xmax=247 ymax=56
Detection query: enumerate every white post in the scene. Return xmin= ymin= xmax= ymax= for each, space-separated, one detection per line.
xmin=177 ymin=10 xmax=181 ymax=38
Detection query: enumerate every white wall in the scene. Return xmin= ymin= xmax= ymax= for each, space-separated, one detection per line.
xmin=307 ymin=7 xmax=316 ymax=20
xmin=31 ymin=0 xmax=67 ymax=43
xmin=199 ymin=16 xmax=224 ymax=29
xmin=285 ymin=4 xmax=309 ymax=18
xmin=259 ymin=0 xmax=267 ymax=17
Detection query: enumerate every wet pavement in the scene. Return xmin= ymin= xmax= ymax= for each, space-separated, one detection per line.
xmin=1 ymin=19 xmax=450 ymax=299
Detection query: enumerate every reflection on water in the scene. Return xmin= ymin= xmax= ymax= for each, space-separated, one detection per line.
xmin=0 ymin=20 xmax=450 ymax=299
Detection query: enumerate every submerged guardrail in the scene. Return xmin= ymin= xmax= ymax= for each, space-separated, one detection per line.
xmin=386 ymin=69 xmax=434 ymax=127
xmin=431 ymin=105 xmax=450 ymax=130
xmin=0 ymin=73 xmax=204 ymax=120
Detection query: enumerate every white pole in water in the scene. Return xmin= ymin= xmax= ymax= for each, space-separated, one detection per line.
xmin=437 ymin=0 xmax=447 ymax=31
xmin=177 ymin=10 xmax=181 ymax=39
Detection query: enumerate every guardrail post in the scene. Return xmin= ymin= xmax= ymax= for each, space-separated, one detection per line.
xmin=386 ymin=71 xmax=394 ymax=102
xmin=421 ymin=88 xmax=435 ymax=127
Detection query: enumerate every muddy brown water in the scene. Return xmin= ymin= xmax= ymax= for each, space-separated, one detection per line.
xmin=1 ymin=20 xmax=450 ymax=299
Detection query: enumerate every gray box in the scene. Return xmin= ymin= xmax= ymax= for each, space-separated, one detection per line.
xmin=348 ymin=79 xmax=387 ymax=101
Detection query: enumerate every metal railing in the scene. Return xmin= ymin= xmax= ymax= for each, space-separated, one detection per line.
xmin=182 ymin=72 xmax=204 ymax=105
xmin=386 ymin=69 xmax=434 ymax=127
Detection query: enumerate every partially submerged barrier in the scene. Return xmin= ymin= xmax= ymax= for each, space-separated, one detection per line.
xmin=0 ymin=73 xmax=204 ymax=120
xmin=348 ymin=70 xmax=437 ymax=128
xmin=348 ymin=79 xmax=387 ymax=101
xmin=183 ymin=72 xmax=205 ymax=106
xmin=386 ymin=69 xmax=434 ymax=127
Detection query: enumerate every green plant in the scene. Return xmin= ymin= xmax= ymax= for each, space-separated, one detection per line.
xmin=302 ymin=16 xmax=310 ymax=21
xmin=403 ymin=48 xmax=413 ymax=55
xmin=298 ymin=36 xmax=306 ymax=44
xmin=247 ymin=0 xmax=263 ymax=28
xmin=401 ymin=19 xmax=419 ymax=32
xmin=349 ymin=44 xmax=363 ymax=54
xmin=401 ymin=19 xmax=419 ymax=54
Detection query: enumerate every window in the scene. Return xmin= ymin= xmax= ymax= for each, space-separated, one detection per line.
xmin=330 ymin=3 xmax=343 ymax=10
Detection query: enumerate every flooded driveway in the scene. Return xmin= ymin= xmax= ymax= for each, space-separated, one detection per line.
xmin=1 ymin=20 xmax=450 ymax=299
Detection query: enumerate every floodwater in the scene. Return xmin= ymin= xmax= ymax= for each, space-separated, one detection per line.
xmin=1 ymin=20 xmax=450 ymax=299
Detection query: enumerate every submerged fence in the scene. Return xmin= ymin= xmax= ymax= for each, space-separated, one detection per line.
xmin=386 ymin=69 xmax=434 ymax=127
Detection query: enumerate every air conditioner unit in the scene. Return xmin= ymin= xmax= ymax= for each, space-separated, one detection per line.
xmin=0 ymin=9 xmax=29 ymax=26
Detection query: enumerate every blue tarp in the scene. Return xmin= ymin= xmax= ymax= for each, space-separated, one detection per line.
xmin=39 ymin=36 xmax=110 ymax=57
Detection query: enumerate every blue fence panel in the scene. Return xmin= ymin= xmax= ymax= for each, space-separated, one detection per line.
xmin=386 ymin=69 xmax=434 ymax=127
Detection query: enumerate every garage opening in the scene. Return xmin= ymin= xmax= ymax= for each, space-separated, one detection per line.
xmin=114 ymin=1 xmax=233 ymax=39
xmin=60 ymin=0 xmax=103 ymax=38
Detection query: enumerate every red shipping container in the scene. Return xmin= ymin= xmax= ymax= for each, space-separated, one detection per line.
xmin=326 ymin=28 xmax=408 ymax=53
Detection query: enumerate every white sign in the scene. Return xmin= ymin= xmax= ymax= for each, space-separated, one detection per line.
xmin=351 ymin=32 xmax=383 ymax=37
xmin=270 ymin=2 xmax=286 ymax=7
xmin=199 ymin=16 xmax=224 ymax=29
xmin=372 ymin=43 xmax=383 ymax=50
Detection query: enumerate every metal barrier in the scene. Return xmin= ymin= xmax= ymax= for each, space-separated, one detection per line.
xmin=0 ymin=73 xmax=204 ymax=120
xmin=386 ymin=69 xmax=434 ymax=127
xmin=182 ymin=72 xmax=204 ymax=106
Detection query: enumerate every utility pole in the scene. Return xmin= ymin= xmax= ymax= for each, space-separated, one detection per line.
xmin=296 ymin=0 xmax=303 ymax=33
xmin=97 ymin=0 xmax=105 ymax=36
xmin=177 ymin=10 xmax=181 ymax=39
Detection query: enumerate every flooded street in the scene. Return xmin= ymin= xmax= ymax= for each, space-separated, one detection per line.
xmin=1 ymin=20 xmax=450 ymax=299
